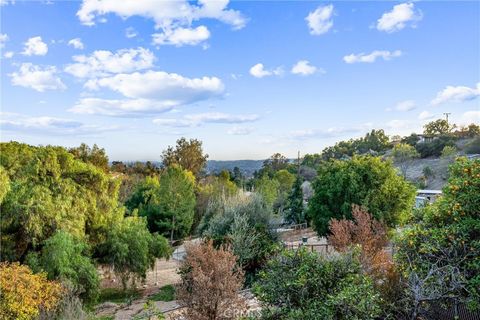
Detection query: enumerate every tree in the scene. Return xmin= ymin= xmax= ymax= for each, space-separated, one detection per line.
xmin=307 ymin=156 xmax=416 ymax=235
xmin=176 ymin=241 xmax=246 ymax=320
xmin=253 ymin=248 xmax=382 ymax=319
xmin=358 ymin=129 xmax=391 ymax=153
xmin=401 ymin=133 xmax=421 ymax=146
xmin=284 ymin=176 xmax=305 ymax=224
xmin=161 ymin=137 xmax=208 ymax=178
xmin=156 ymin=165 xmax=196 ymax=240
xmin=0 ymin=166 xmax=10 ymax=203
xmin=395 ymin=158 xmax=480 ymax=314
xmin=26 ymin=231 xmax=99 ymax=303
xmin=392 ymin=143 xmax=420 ymax=178
xmin=423 ymin=119 xmax=455 ymax=136
xmin=273 ymin=169 xmax=295 ymax=212
xmin=0 ymin=262 xmax=63 ymax=320
xmin=96 ymin=216 xmax=171 ymax=290
xmin=255 ymin=175 xmax=279 ymax=211
xmin=69 ymin=143 xmax=109 ymax=172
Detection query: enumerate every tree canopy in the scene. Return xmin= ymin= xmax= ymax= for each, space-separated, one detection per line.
xmin=161 ymin=137 xmax=208 ymax=178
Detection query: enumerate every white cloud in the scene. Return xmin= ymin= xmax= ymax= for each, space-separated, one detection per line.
xmin=0 ymin=33 xmax=8 ymax=48
xmin=22 ymin=36 xmax=48 ymax=56
xmin=125 ymin=27 xmax=137 ymax=38
xmin=431 ymin=83 xmax=480 ymax=105
xmin=153 ymin=112 xmax=259 ymax=127
xmin=249 ymin=63 xmax=283 ymax=78
xmin=84 ymin=70 xmax=225 ymax=105
xmin=69 ymin=98 xmax=175 ymax=117
xmin=152 ymin=26 xmax=210 ymax=47
xmin=10 ymin=63 xmax=66 ymax=92
xmin=227 ymin=126 xmax=254 ymax=135
xmin=290 ymin=124 xmax=371 ymax=140
xmin=291 ymin=60 xmax=319 ymax=76
xmin=0 ymin=112 xmax=117 ymax=136
xmin=306 ymin=4 xmax=334 ymax=35
xmin=394 ymin=100 xmax=416 ymax=112
xmin=343 ymin=50 xmax=402 ymax=63
xmin=65 ymin=47 xmax=155 ymax=78
xmin=4 ymin=51 xmax=14 ymax=58
xmin=77 ymin=0 xmax=246 ymax=48
xmin=418 ymin=110 xmax=434 ymax=120
xmin=386 ymin=119 xmax=412 ymax=130
xmin=377 ymin=3 xmax=422 ymax=33
xmin=68 ymin=38 xmax=84 ymax=50
xmin=460 ymin=110 xmax=480 ymax=125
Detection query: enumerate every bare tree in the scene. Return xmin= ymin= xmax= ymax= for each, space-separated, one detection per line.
xmin=176 ymin=241 xmax=246 ymax=320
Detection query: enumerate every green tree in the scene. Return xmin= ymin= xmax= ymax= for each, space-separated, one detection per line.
xmin=156 ymin=165 xmax=196 ymax=240
xmin=423 ymin=119 xmax=455 ymax=136
xmin=285 ymin=177 xmax=305 ymax=224
xmin=255 ymin=175 xmax=280 ymax=211
xmin=96 ymin=216 xmax=171 ymax=290
xmin=0 ymin=166 xmax=10 ymax=203
xmin=395 ymin=158 xmax=480 ymax=314
xmin=26 ymin=231 xmax=99 ymax=303
xmin=68 ymin=143 xmax=109 ymax=172
xmin=308 ymin=156 xmax=416 ymax=235
xmin=273 ymin=169 xmax=296 ymax=212
xmin=161 ymin=138 xmax=208 ymax=178
xmin=254 ymin=248 xmax=382 ymax=319
xmin=392 ymin=143 xmax=420 ymax=178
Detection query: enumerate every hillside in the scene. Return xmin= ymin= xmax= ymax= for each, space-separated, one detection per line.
xmin=206 ymin=159 xmax=264 ymax=177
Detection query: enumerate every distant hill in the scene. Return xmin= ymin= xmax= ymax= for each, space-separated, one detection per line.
xmin=206 ymin=160 xmax=264 ymax=177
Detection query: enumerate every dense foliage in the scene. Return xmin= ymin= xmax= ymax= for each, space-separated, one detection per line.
xmin=284 ymin=176 xmax=305 ymax=224
xmin=254 ymin=249 xmax=383 ymax=319
xmin=307 ymin=155 xmax=416 ymax=235
xmin=161 ymin=137 xmax=208 ymax=178
xmin=0 ymin=262 xmax=63 ymax=320
xmin=395 ymin=158 xmax=480 ymax=314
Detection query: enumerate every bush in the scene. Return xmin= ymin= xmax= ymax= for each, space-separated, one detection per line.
xmin=253 ymin=248 xmax=382 ymax=319
xmin=465 ymin=136 xmax=480 ymax=154
xmin=0 ymin=262 xmax=63 ymax=320
xmin=415 ymin=135 xmax=457 ymax=158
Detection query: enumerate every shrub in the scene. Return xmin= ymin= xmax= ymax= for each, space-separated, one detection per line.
xmin=0 ymin=262 xmax=63 ymax=320
xmin=415 ymin=135 xmax=457 ymax=158
xmin=176 ymin=241 xmax=246 ymax=320
xmin=253 ymin=248 xmax=382 ymax=319
xmin=465 ymin=136 xmax=480 ymax=154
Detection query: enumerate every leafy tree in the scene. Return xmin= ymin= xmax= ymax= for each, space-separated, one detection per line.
xmin=96 ymin=216 xmax=171 ymax=290
xmin=0 ymin=166 xmax=10 ymax=203
xmin=0 ymin=262 xmax=63 ymax=320
xmin=255 ymin=175 xmax=280 ymax=210
xmin=401 ymin=133 xmax=421 ymax=146
xmin=273 ymin=169 xmax=295 ymax=212
xmin=395 ymin=158 xmax=480 ymax=313
xmin=69 ymin=143 xmax=109 ymax=172
xmin=161 ymin=137 xmax=208 ymax=178
xmin=423 ymin=119 xmax=455 ymax=136
xmin=358 ymin=129 xmax=391 ymax=153
xmin=253 ymin=248 xmax=382 ymax=319
xmin=307 ymin=156 xmax=416 ymax=235
xmin=176 ymin=241 xmax=246 ymax=320
xmin=284 ymin=177 xmax=305 ymax=224
xmin=415 ymin=134 xmax=457 ymax=158
xmin=392 ymin=143 xmax=420 ymax=178
xmin=25 ymin=231 xmax=99 ymax=303
xmin=302 ymin=153 xmax=323 ymax=168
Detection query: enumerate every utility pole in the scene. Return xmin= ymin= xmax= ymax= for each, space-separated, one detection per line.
xmin=443 ymin=112 xmax=451 ymax=124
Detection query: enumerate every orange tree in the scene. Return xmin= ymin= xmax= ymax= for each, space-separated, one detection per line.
xmin=395 ymin=158 xmax=480 ymax=316
xmin=0 ymin=262 xmax=63 ymax=320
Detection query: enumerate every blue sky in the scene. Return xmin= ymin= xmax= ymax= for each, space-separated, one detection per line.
xmin=1 ymin=0 xmax=479 ymax=160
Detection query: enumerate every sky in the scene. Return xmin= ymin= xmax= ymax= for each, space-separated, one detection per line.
xmin=1 ymin=0 xmax=479 ymax=161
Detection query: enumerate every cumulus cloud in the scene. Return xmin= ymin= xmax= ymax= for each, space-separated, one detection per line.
xmin=153 ymin=112 xmax=259 ymax=127
xmin=418 ymin=110 xmax=434 ymax=120
xmin=431 ymin=83 xmax=480 ymax=105
xmin=0 ymin=112 xmax=117 ymax=136
xmin=77 ymin=0 xmax=246 ymax=47
xmin=460 ymin=110 xmax=480 ymax=125
xmin=125 ymin=27 xmax=137 ymax=38
xmin=84 ymin=70 xmax=225 ymax=106
xmin=227 ymin=126 xmax=254 ymax=135
xmin=10 ymin=63 xmax=66 ymax=92
xmin=376 ymin=3 xmax=422 ymax=33
xmin=68 ymin=38 xmax=84 ymax=49
xmin=290 ymin=124 xmax=372 ymax=140
xmin=22 ymin=36 xmax=48 ymax=56
xmin=386 ymin=119 xmax=412 ymax=130
xmin=64 ymin=47 xmax=155 ymax=78
xmin=305 ymin=4 xmax=334 ymax=35
xmin=152 ymin=26 xmax=210 ymax=47
xmin=4 ymin=51 xmax=14 ymax=58
xmin=69 ymin=98 xmax=176 ymax=117
xmin=291 ymin=60 xmax=320 ymax=76
xmin=343 ymin=50 xmax=402 ymax=63
xmin=249 ymin=63 xmax=283 ymax=78
xmin=0 ymin=33 xmax=8 ymax=48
